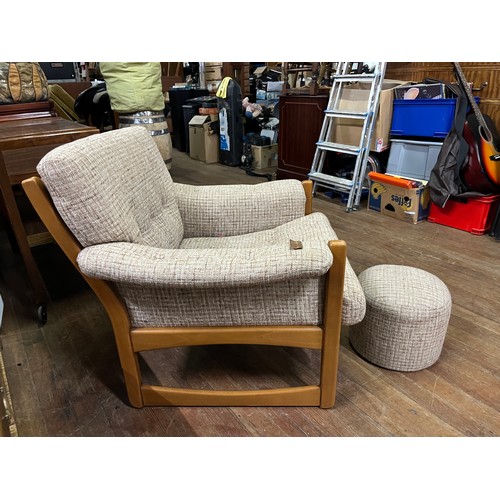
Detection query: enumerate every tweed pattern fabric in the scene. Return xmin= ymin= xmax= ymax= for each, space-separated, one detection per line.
xmin=37 ymin=126 xmax=367 ymax=329
xmin=76 ymin=236 xmax=332 ymax=288
xmin=77 ymin=208 xmax=334 ymax=288
xmin=180 ymin=212 xmax=366 ymax=326
xmin=36 ymin=127 xmax=184 ymax=249
xmin=117 ymin=278 xmax=325 ymax=327
xmin=350 ymin=265 xmax=452 ymax=371
xmin=174 ymin=180 xmax=306 ymax=238
xmin=77 ymin=212 xmax=366 ymax=326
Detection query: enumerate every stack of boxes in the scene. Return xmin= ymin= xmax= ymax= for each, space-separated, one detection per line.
xmin=251 ymin=66 xmax=284 ymax=170
xmin=369 ymin=82 xmax=452 ymax=224
xmin=204 ymin=62 xmax=223 ymax=94
xmin=387 ymin=82 xmax=449 ymax=189
xmin=369 ymin=82 xmax=500 ymax=233
xmin=188 ymin=113 xmax=219 ymax=164
xmin=331 ymin=79 xmax=410 ymax=153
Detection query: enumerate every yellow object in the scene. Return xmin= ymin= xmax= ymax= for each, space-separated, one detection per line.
xmin=49 ymin=84 xmax=79 ymax=121
xmin=99 ymin=62 xmax=164 ymax=113
xmin=370 ymin=182 xmax=386 ymax=200
xmin=216 ymin=77 xmax=232 ymax=99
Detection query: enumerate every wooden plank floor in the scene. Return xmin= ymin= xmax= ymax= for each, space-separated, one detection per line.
xmin=0 ymin=148 xmax=499 ymax=437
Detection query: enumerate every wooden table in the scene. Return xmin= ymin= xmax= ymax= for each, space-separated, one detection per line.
xmin=0 ymin=117 xmax=99 ymax=325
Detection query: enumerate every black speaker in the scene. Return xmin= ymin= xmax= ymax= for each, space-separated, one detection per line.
xmin=217 ymin=79 xmax=243 ymax=166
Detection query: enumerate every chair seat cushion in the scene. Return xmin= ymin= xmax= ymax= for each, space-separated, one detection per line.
xmin=180 ymin=212 xmax=366 ymax=326
xmin=77 ymin=212 xmax=337 ymax=288
xmin=94 ymin=212 xmax=366 ymax=327
xmin=180 ymin=212 xmax=333 ymax=250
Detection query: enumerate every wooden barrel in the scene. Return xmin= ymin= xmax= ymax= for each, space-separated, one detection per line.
xmin=118 ymin=110 xmax=172 ymax=167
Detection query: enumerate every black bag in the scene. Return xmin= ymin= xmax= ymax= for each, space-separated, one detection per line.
xmin=74 ymin=83 xmax=114 ymax=132
xmin=427 ymin=78 xmax=489 ymax=208
xmin=427 ymin=80 xmax=470 ymax=208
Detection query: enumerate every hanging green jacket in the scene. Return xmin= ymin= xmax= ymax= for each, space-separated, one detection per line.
xmin=99 ymin=62 xmax=164 ymax=113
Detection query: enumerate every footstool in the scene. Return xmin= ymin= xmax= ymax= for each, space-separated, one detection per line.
xmin=350 ymin=265 xmax=452 ymax=371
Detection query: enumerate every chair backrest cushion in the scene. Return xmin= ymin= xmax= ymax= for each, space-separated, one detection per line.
xmin=37 ymin=126 xmax=184 ymax=249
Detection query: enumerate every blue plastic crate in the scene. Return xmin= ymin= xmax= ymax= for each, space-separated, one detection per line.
xmin=390 ymin=97 xmax=479 ymax=139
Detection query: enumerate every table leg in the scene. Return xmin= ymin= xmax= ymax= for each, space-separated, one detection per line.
xmin=0 ymin=154 xmax=48 ymax=323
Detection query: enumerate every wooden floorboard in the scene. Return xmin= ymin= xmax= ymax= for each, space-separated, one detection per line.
xmin=0 ymin=148 xmax=499 ymax=437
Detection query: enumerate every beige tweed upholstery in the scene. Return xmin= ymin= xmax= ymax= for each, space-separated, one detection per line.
xmin=350 ymin=265 xmax=452 ymax=371
xmin=37 ymin=127 xmax=183 ymax=249
xmin=174 ymin=180 xmax=307 ymax=238
xmin=36 ymin=126 xmax=366 ymax=329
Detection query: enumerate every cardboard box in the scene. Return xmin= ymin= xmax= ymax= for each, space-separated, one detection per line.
xmin=189 ymin=115 xmax=219 ymax=163
xmin=394 ymin=83 xmax=446 ymax=100
xmin=205 ymin=66 xmax=223 ymax=81
xmin=253 ymin=66 xmax=267 ymax=77
xmin=331 ymin=79 xmax=410 ymax=153
xmin=252 ymin=144 xmax=278 ymax=169
xmin=254 ymin=66 xmax=282 ymax=81
xmin=368 ymin=179 xmax=431 ymax=224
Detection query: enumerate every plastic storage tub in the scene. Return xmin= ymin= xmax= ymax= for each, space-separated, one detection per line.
xmin=386 ymin=139 xmax=443 ymax=181
xmin=428 ymin=194 xmax=500 ymax=235
xmin=390 ymin=97 xmax=479 ymax=139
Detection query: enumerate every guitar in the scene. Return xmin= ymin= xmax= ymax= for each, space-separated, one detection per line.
xmin=453 ymin=62 xmax=500 ymax=193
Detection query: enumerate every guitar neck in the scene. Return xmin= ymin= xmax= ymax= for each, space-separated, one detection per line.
xmin=453 ymin=62 xmax=486 ymax=129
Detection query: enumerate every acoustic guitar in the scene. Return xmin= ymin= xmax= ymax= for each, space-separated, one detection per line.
xmin=453 ymin=62 xmax=500 ymax=193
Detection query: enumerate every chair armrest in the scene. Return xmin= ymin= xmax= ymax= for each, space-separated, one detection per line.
xmin=342 ymin=263 xmax=367 ymax=326
xmin=174 ymin=179 xmax=307 ymax=238
xmin=76 ymin=241 xmax=333 ymax=288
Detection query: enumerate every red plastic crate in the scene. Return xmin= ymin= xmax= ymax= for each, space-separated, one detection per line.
xmin=428 ymin=194 xmax=500 ymax=235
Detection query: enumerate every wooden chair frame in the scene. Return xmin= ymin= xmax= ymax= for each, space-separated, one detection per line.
xmin=22 ymin=178 xmax=346 ymax=408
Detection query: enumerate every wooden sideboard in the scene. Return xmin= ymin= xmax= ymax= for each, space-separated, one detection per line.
xmin=276 ymin=94 xmax=329 ymax=181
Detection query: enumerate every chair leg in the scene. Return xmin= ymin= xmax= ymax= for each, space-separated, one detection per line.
xmin=320 ymin=240 xmax=347 ymax=408
xmin=110 ymin=317 xmax=144 ymax=408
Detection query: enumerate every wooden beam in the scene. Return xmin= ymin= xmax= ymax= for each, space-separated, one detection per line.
xmin=142 ymin=385 xmax=321 ymax=407
xmin=131 ymin=325 xmax=323 ymax=352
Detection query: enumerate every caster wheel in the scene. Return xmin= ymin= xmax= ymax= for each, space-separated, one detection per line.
xmin=37 ymin=304 xmax=47 ymax=327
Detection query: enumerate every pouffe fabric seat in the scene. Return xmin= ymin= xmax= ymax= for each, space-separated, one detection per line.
xmin=350 ymin=265 xmax=452 ymax=371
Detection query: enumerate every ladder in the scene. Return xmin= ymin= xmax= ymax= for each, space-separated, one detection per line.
xmin=308 ymin=62 xmax=387 ymax=212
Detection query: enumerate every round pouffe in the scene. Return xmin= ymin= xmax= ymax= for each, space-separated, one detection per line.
xmin=350 ymin=265 xmax=452 ymax=371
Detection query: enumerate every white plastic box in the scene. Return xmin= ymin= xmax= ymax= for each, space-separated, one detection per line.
xmin=386 ymin=139 xmax=443 ymax=181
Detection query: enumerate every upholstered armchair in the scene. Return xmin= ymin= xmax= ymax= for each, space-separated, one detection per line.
xmin=22 ymin=127 xmax=365 ymax=408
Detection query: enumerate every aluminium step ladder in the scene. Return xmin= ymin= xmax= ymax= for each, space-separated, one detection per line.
xmin=308 ymin=62 xmax=387 ymax=212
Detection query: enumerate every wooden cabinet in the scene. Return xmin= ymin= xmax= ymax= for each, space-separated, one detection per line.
xmin=277 ymin=94 xmax=328 ymax=180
